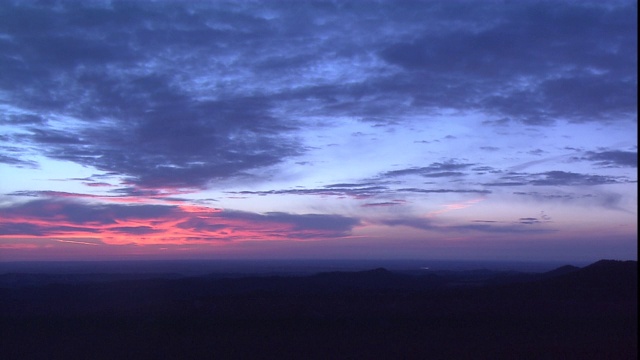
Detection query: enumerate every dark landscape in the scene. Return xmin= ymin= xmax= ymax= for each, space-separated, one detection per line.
xmin=0 ymin=2 xmax=636 ymax=359
xmin=0 ymin=259 xmax=636 ymax=359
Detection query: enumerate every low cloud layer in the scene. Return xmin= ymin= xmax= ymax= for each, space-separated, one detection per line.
xmin=0 ymin=199 xmax=360 ymax=244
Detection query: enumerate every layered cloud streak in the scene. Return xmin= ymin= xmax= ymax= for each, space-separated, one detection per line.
xmin=0 ymin=198 xmax=360 ymax=246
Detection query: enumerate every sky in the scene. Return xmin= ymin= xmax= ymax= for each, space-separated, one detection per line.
xmin=0 ymin=0 xmax=637 ymax=263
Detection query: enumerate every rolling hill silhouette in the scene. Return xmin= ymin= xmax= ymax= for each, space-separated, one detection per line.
xmin=0 ymin=259 xmax=636 ymax=359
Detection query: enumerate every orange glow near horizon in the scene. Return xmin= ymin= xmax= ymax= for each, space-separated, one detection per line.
xmin=0 ymin=200 xmax=356 ymax=248
xmin=426 ymin=198 xmax=485 ymax=217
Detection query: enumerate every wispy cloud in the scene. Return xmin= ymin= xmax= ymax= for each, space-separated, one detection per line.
xmin=0 ymin=199 xmax=360 ymax=244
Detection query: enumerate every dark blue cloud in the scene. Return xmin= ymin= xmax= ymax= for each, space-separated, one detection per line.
xmin=0 ymin=199 xmax=176 ymax=225
xmin=0 ymin=1 xmax=303 ymax=189
xmin=379 ymin=217 xmax=554 ymax=234
xmin=398 ymin=188 xmax=490 ymax=194
xmin=228 ymin=186 xmax=389 ymax=199
xmin=0 ymin=0 xmax=635 ymax=191
xmin=379 ymin=1 xmax=637 ymax=124
xmin=0 ymin=154 xmax=38 ymax=168
xmin=382 ymin=161 xmax=475 ymax=178
xmin=585 ymin=150 xmax=637 ymax=168
xmin=218 ymin=210 xmax=360 ymax=236
xmin=485 ymin=170 xmax=630 ymax=187
xmin=530 ymin=171 xmax=627 ymax=186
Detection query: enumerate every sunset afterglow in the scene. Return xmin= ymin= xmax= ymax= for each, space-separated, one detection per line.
xmin=0 ymin=0 xmax=636 ymax=262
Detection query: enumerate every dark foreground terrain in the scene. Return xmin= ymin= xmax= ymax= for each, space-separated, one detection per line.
xmin=0 ymin=259 xmax=636 ymax=359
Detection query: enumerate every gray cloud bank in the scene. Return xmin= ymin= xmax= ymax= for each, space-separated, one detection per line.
xmin=0 ymin=0 xmax=636 ymax=190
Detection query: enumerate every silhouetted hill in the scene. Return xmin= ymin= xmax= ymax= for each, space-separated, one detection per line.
xmin=532 ymin=259 xmax=638 ymax=300
xmin=0 ymin=259 xmax=636 ymax=359
xmin=580 ymin=259 xmax=637 ymax=280
xmin=541 ymin=264 xmax=580 ymax=278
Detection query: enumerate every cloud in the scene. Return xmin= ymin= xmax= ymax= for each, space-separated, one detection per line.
xmin=1 ymin=0 xmax=634 ymax=194
xmin=513 ymin=191 xmax=580 ymax=201
xmin=518 ymin=217 xmax=543 ymax=225
xmin=451 ymin=223 xmax=555 ymax=234
xmin=0 ymin=199 xmax=360 ymax=243
xmin=585 ymin=150 xmax=637 ymax=168
xmin=379 ymin=217 xmax=553 ymax=234
xmin=380 ymin=217 xmax=435 ymax=231
xmin=361 ymin=201 xmax=406 ymax=208
xmin=471 ymin=166 xmax=501 ymax=174
xmin=529 ymin=171 xmax=627 ymax=186
xmin=227 ymin=185 xmax=390 ymax=200
xmin=398 ymin=188 xmax=491 ymax=195
xmin=379 ymin=1 xmax=636 ymax=123
xmin=0 ymin=1 xmax=635 ymax=260
xmin=5 ymin=188 xmax=202 ymax=209
xmin=485 ymin=170 xmax=629 ymax=187
xmin=1 ymin=2 xmax=304 ymax=189
xmin=382 ymin=161 xmax=475 ymax=178
xmin=227 ymin=184 xmax=493 ymax=201
xmin=480 ymin=146 xmax=500 ymax=152
xmin=528 ymin=149 xmax=546 ymax=156
xmin=0 ymin=154 xmax=38 ymax=168
xmin=513 ymin=190 xmax=630 ymax=212
xmin=0 ymin=199 xmax=175 ymax=225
